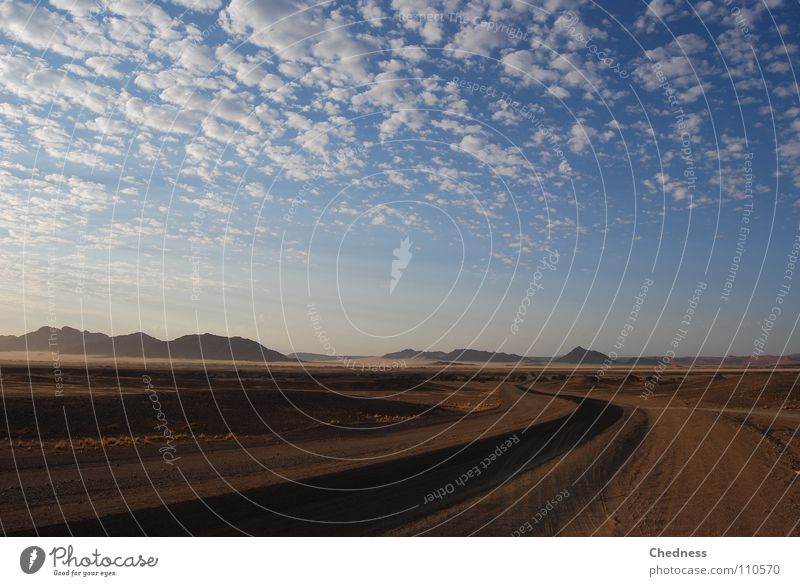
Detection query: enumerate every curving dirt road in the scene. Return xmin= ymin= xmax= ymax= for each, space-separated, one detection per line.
xmin=5 ymin=381 xmax=799 ymax=536
xmin=392 ymin=386 xmax=800 ymax=536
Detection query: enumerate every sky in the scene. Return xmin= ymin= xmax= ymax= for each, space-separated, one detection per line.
xmin=0 ymin=0 xmax=799 ymax=358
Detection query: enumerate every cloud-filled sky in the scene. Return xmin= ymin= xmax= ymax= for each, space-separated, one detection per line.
xmin=0 ymin=0 xmax=799 ymax=357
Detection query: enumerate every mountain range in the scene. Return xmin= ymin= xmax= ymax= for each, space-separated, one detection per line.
xmin=382 ymin=347 xmax=611 ymax=363
xmin=286 ymin=352 xmax=368 ymax=362
xmin=3 ymin=328 xmax=800 ymax=366
xmin=382 ymin=346 xmax=800 ymax=366
xmin=0 ymin=326 xmax=290 ymax=362
xmin=382 ymin=348 xmax=533 ymax=362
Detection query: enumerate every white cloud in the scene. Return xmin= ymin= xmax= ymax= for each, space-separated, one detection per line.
xmin=123 ymin=96 xmax=202 ymax=135
xmin=105 ymin=0 xmax=174 ymax=31
xmin=85 ymin=56 xmax=124 ymax=79
xmin=0 ymin=1 xmax=100 ymax=57
xmin=0 ymin=53 xmax=117 ymax=114
xmin=446 ymin=24 xmax=511 ymax=57
xmin=220 ymin=0 xmax=323 ymax=59
xmin=86 ymin=116 xmax=129 ymax=135
xmin=568 ymin=122 xmax=591 ymax=154
xmin=634 ymin=34 xmax=711 ymax=103
xmin=169 ymin=0 xmax=223 ymax=12
xmin=391 ymin=0 xmax=444 ymax=43
xmin=634 ymin=0 xmax=684 ymax=33
xmin=379 ymin=109 xmax=427 ymax=140
xmin=501 ymin=50 xmax=559 ymax=85
xmin=48 ymin=0 xmax=101 ymax=16
xmin=359 ymin=0 xmax=386 ymax=23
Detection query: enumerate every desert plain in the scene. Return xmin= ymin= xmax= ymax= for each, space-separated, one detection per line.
xmin=1 ymin=355 xmax=798 ymax=536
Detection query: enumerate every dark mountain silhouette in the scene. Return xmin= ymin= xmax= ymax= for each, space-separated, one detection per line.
xmin=0 ymin=326 xmax=111 ymax=355
xmin=287 ymin=352 xmax=368 ymax=362
xmin=168 ymin=334 xmax=288 ymax=361
xmin=445 ymin=349 xmax=527 ymax=362
xmin=107 ymin=332 xmax=168 ymax=356
xmin=382 ymin=348 xmax=529 ymax=363
xmin=555 ymin=346 xmax=610 ymax=364
xmin=0 ymin=326 xmax=290 ymax=361
xmin=382 ymin=349 xmax=448 ymax=360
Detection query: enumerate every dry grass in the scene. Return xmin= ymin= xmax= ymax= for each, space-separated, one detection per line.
xmin=3 ymin=431 xmax=250 ymax=451
xmin=365 ymin=414 xmax=411 ymax=423
xmin=440 ymin=399 xmax=501 ymax=412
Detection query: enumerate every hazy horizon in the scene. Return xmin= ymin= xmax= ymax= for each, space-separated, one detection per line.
xmin=4 ymin=322 xmax=800 ymax=359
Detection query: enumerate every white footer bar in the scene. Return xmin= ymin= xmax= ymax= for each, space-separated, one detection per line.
xmin=1 ymin=537 xmax=796 ymax=584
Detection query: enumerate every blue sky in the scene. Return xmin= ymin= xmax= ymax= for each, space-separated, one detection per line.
xmin=0 ymin=0 xmax=799 ymax=357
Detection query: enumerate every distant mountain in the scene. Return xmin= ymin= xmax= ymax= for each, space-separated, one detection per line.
xmin=523 ymin=356 xmax=552 ymax=363
xmin=108 ymin=331 xmax=168 ymax=356
xmin=0 ymin=326 xmax=112 ymax=355
xmin=624 ymin=356 xmax=661 ymax=365
xmin=287 ymin=352 xmax=368 ymax=362
xmin=0 ymin=326 xmax=291 ymax=362
xmin=382 ymin=348 xmax=529 ymax=363
xmin=445 ymin=349 xmax=527 ymax=362
xmin=382 ymin=349 xmax=449 ymax=360
xmin=169 ymin=334 xmax=288 ymax=361
xmin=555 ymin=346 xmax=610 ymax=364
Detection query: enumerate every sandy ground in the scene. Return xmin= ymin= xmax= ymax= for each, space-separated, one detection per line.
xmin=1 ymin=359 xmax=798 ymax=535
xmin=393 ymin=396 xmax=799 ymax=536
